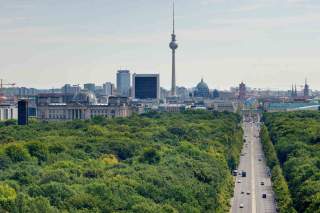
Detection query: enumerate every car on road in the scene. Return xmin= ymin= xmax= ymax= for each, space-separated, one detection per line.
xmin=239 ymin=204 xmax=244 ymax=208
xmin=246 ymin=192 xmax=250 ymax=195
xmin=237 ymin=179 xmax=242 ymax=183
xmin=242 ymin=171 xmax=247 ymax=177
xmin=262 ymin=194 xmax=267 ymax=198
xmin=260 ymin=181 xmax=265 ymax=186
xmin=241 ymin=191 xmax=244 ymax=194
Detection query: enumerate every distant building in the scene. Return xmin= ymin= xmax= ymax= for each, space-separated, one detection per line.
xmin=38 ymin=93 xmax=74 ymax=105
xmin=194 ymin=79 xmax=210 ymax=98
xmin=304 ymin=80 xmax=310 ymax=98
xmin=84 ymin=83 xmax=96 ymax=93
xmin=18 ymin=100 xmax=28 ymax=125
xmin=265 ymin=102 xmax=319 ymax=112
xmin=239 ymin=82 xmax=246 ymax=100
xmin=159 ymin=104 xmax=186 ymax=113
xmin=212 ymin=100 xmax=237 ymax=112
xmin=160 ymin=87 xmax=170 ymax=100
xmin=117 ymin=70 xmax=131 ymax=97
xmin=103 ymin=82 xmax=115 ymax=96
xmin=176 ymin=86 xmax=189 ymax=100
xmin=62 ymin=84 xmax=81 ymax=94
xmin=108 ymin=96 xmax=131 ymax=106
xmin=212 ymin=89 xmax=220 ymax=99
xmin=132 ymin=74 xmax=160 ymax=100
xmin=37 ymin=92 xmax=132 ymax=121
xmin=0 ymin=104 xmax=17 ymax=121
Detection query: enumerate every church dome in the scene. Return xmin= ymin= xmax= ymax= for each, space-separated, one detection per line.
xmin=196 ymin=79 xmax=209 ymax=90
xmin=195 ymin=79 xmax=210 ymax=98
xmin=72 ymin=91 xmax=97 ymax=104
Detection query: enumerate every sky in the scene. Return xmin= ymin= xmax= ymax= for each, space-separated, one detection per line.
xmin=0 ymin=0 xmax=319 ymax=90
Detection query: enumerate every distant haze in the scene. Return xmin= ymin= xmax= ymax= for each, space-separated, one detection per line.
xmin=0 ymin=0 xmax=319 ymax=90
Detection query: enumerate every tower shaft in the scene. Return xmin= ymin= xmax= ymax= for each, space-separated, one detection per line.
xmin=169 ymin=0 xmax=178 ymax=97
xmin=171 ymin=49 xmax=176 ymax=96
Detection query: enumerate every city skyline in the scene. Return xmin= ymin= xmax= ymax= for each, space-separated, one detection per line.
xmin=0 ymin=0 xmax=320 ymax=90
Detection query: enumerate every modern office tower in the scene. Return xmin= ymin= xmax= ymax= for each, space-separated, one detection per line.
xmin=103 ymin=82 xmax=114 ymax=96
xmin=239 ymin=82 xmax=246 ymax=100
xmin=169 ymin=0 xmax=178 ymax=97
xmin=117 ymin=70 xmax=131 ymax=97
xmin=132 ymin=74 xmax=160 ymax=100
xmin=18 ymin=100 xmax=28 ymax=125
xmin=84 ymin=83 xmax=96 ymax=93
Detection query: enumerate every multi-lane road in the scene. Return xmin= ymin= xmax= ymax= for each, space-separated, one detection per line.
xmin=230 ymin=115 xmax=277 ymax=213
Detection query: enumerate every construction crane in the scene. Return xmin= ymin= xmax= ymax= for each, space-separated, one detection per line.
xmin=0 ymin=79 xmax=16 ymax=89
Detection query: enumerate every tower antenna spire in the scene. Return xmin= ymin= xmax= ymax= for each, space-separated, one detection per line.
xmin=173 ymin=0 xmax=175 ymax=35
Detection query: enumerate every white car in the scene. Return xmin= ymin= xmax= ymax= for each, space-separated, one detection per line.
xmin=240 ymin=204 xmax=244 ymax=208
xmin=237 ymin=179 xmax=242 ymax=183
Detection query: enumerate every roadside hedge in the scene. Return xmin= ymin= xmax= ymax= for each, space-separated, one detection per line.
xmin=260 ymin=125 xmax=297 ymax=213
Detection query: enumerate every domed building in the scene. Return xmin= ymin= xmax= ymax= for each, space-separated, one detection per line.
xmin=194 ymin=79 xmax=210 ymax=98
xmin=37 ymin=91 xmax=132 ymax=121
xmin=72 ymin=91 xmax=97 ymax=105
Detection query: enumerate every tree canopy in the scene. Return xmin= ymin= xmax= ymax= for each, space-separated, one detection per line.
xmin=0 ymin=111 xmax=243 ymax=212
xmin=263 ymin=111 xmax=320 ymax=213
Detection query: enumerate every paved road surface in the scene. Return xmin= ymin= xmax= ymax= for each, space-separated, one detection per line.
xmin=230 ymin=116 xmax=277 ymax=213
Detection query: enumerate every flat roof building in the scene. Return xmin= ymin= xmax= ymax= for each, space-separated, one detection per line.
xmin=132 ymin=74 xmax=160 ymax=100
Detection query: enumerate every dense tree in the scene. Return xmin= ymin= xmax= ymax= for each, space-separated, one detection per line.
xmin=263 ymin=111 xmax=320 ymax=213
xmin=0 ymin=111 xmax=243 ymax=212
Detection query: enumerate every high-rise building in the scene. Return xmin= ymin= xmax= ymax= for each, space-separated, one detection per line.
xmin=239 ymin=82 xmax=246 ymax=100
xmin=84 ymin=83 xmax=96 ymax=93
xmin=132 ymin=74 xmax=160 ymax=100
xmin=169 ymin=0 xmax=178 ymax=97
xmin=103 ymin=82 xmax=115 ymax=96
xmin=18 ymin=100 xmax=28 ymax=125
xmin=117 ymin=70 xmax=131 ymax=97
xmin=304 ymin=79 xmax=310 ymax=97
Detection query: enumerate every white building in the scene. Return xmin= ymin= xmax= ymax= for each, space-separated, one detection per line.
xmin=0 ymin=104 xmax=18 ymax=121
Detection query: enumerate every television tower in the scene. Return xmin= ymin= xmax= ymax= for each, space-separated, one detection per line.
xmin=169 ymin=0 xmax=178 ymax=97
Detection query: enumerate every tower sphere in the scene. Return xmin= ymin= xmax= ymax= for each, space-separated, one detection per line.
xmin=170 ymin=41 xmax=178 ymax=50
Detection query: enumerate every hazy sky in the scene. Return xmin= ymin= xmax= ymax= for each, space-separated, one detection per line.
xmin=0 ymin=0 xmax=319 ymax=90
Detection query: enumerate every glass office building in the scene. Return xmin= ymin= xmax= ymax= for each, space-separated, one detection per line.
xmin=132 ymin=74 xmax=160 ymax=100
